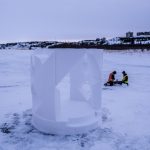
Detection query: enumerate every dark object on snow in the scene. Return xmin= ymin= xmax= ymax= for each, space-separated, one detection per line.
xmin=0 ymin=123 xmax=14 ymax=134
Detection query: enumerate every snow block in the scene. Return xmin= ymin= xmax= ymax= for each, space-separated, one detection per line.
xmin=31 ymin=48 xmax=103 ymax=135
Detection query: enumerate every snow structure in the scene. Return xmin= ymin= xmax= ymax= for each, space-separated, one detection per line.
xmin=31 ymin=49 xmax=103 ymax=135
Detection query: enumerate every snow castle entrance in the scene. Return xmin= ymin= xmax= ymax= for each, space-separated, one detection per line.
xmin=31 ymin=49 xmax=103 ymax=135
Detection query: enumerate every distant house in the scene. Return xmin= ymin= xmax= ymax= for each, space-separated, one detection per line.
xmin=126 ymin=32 xmax=133 ymax=38
xmin=137 ymin=32 xmax=150 ymax=37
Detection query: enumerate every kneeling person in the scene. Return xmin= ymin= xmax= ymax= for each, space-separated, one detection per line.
xmin=117 ymin=71 xmax=128 ymax=85
xmin=104 ymin=71 xmax=117 ymax=86
xmin=121 ymin=71 xmax=128 ymax=85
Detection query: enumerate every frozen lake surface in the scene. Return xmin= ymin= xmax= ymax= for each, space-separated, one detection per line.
xmin=0 ymin=49 xmax=150 ymax=150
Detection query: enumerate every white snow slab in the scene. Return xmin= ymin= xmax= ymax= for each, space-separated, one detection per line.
xmin=31 ymin=49 xmax=103 ymax=135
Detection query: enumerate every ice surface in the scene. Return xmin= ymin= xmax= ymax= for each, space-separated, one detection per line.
xmin=0 ymin=49 xmax=150 ymax=150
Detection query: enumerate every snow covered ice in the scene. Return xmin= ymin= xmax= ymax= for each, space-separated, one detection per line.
xmin=0 ymin=49 xmax=150 ymax=150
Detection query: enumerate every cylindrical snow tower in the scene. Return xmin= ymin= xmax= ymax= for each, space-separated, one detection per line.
xmin=31 ymin=49 xmax=103 ymax=135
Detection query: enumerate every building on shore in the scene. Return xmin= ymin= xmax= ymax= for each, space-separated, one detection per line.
xmin=137 ymin=32 xmax=150 ymax=37
xmin=126 ymin=32 xmax=134 ymax=38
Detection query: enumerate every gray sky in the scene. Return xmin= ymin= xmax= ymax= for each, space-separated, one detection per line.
xmin=0 ymin=0 xmax=150 ymax=43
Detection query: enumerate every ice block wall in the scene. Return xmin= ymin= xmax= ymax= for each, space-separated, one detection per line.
xmin=31 ymin=49 xmax=103 ymax=135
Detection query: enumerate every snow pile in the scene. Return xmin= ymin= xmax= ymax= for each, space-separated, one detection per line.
xmin=107 ymin=37 xmax=122 ymax=45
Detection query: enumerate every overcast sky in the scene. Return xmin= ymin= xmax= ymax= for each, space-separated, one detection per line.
xmin=0 ymin=0 xmax=150 ymax=43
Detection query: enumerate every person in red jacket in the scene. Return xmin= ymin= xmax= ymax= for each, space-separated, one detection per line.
xmin=104 ymin=71 xmax=117 ymax=86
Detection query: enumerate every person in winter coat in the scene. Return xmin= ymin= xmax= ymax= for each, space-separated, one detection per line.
xmin=104 ymin=71 xmax=117 ymax=86
xmin=121 ymin=71 xmax=128 ymax=85
xmin=115 ymin=71 xmax=128 ymax=85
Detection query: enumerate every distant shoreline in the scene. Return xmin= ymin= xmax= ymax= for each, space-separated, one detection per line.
xmin=0 ymin=41 xmax=150 ymax=50
xmin=48 ymin=43 xmax=150 ymax=50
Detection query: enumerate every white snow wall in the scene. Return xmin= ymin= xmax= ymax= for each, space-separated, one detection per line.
xmin=31 ymin=49 xmax=103 ymax=135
